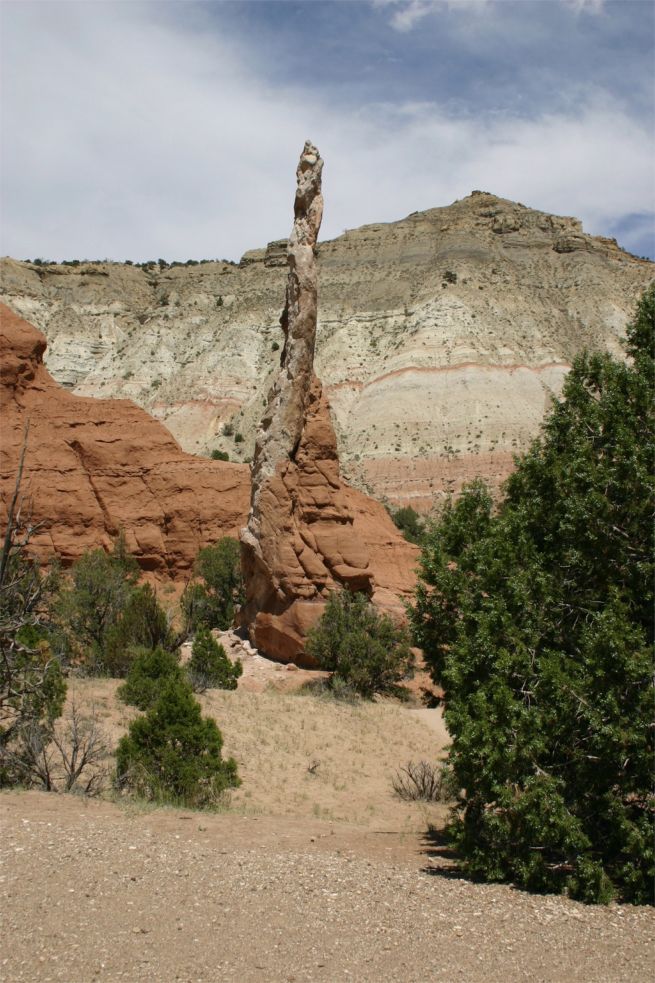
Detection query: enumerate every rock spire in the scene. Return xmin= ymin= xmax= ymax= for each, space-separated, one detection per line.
xmin=240 ymin=142 xmax=377 ymax=663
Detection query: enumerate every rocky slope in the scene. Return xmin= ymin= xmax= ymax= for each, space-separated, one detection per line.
xmin=1 ymin=192 xmax=652 ymax=509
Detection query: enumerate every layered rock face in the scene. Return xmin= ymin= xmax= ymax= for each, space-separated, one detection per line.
xmin=0 ymin=303 xmax=250 ymax=575
xmin=241 ymin=143 xmax=415 ymax=663
xmin=0 ymin=303 xmax=417 ymax=629
xmin=2 ymin=194 xmax=651 ymax=510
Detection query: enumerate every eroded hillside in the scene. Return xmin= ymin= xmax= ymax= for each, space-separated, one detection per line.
xmin=2 ymin=191 xmax=652 ymax=509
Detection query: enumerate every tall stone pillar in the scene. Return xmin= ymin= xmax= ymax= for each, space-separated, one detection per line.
xmin=240 ymin=142 xmax=374 ymax=664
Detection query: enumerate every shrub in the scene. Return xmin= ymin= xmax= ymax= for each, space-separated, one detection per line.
xmin=234 ymin=432 xmax=244 ymax=443
xmin=305 ymin=591 xmax=415 ymax=699
xmin=9 ymin=703 xmax=109 ymax=795
xmin=223 ymin=422 xmax=235 ymax=437
xmin=187 ymin=628 xmax=242 ymax=693
xmin=181 ymin=538 xmax=243 ymax=632
xmin=211 ymin=449 xmax=229 ymax=461
xmin=0 ymin=449 xmax=66 ymax=781
xmin=115 ymin=677 xmax=240 ymax=808
xmin=117 ymin=646 xmax=184 ymax=710
xmin=103 ymin=584 xmax=174 ymax=676
xmin=57 ymin=538 xmax=174 ymax=676
xmin=391 ymin=760 xmax=445 ymax=802
xmin=411 ymin=286 xmax=655 ymax=904
xmin=390 ymin=505 xmax=426 ymax=545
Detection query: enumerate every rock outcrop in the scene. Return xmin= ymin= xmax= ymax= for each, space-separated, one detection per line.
xmin=0 ymin=303 xmax=250 ymax=575
xmin=0 ymin=303 xmax=418 ymax=624
xmin=2 ymin=195 xmax=650 ymax=511
xmin=241 ymin=143 xmax=405 ymax=663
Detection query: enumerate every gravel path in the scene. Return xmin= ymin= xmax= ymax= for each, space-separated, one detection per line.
xmin=1 ymin=792 xmax=653 ymax=983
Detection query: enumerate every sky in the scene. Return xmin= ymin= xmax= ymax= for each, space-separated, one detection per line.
xmin=1 ymin=0 xmax=654 ymax=262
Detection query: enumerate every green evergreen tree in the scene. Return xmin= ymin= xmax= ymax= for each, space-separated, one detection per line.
xmin=187 ymin=627 xmax=242 ymax=693
xmin=117 ymin=646 xmax=184 ymax=710
xmin=181 ymin=538 xmax=243 ymax=632
xmin=103 ymin=584 xmax=174 ymax=676
xmin=306 ymin=591 xmax=415 ymax=699
xmin=412 ymin=285 xmax=655 ymax=904
xmin=116 ymin=677 xmax=240 ymax=808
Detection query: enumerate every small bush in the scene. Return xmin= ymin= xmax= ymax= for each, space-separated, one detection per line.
xmin=115 ymin=677 xmax=240 ymax=808
xmin=305 ymin=591 xmax=415 ymax=699
xmin=211 ymin=449 xmax=229 ymax=462
xmin=223 ymin=422 xmax=235 ymax=437
xmin=390 ymin=505 xmax=426 ymax=545
xmin=234 ymin=432 xmax=244 ymax=443
xmin=187 ymin=628 xmax=242 ymax=693
xmin=391 ymin=760 xmax=444 ymax=802
xmin=117 ymin=646 xmax=184 ymax=710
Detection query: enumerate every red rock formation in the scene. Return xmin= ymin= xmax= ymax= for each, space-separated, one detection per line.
xmin=0 ymin=303 xmax=250 ymax=576
xmin=241 ymin=144 xmax=418 ymax=663
xmin=0 ymin=302 xmax=418 ymax=626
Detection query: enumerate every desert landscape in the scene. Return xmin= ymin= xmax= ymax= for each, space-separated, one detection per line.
xmin=2 ymin=2 xmax=655 ymax=982
xmin=3 ymin=677 xmax=653 ymax=983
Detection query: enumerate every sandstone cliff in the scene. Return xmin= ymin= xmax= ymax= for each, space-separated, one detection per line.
xmin=2 ymin=193 xmax=652 ymax=509
xmin=0 ymin=303 xmax=250 ymax=575
xmin=0 ymin=304 xmax=417 ymax=626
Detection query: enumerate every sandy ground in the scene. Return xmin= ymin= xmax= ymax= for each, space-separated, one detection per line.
xmin=1 ymin=670 xmax=653 ymax=983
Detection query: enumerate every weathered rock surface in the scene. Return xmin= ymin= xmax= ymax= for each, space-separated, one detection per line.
xmin=0 ymin=304 xmax=417 ymax=628
xmin=241 ymin=143 xmax=417 ymax=664
xmin=0 ymin=303 xmax=250 ymax=575
xmin=2 ymin=193 xmax=651 ymax=510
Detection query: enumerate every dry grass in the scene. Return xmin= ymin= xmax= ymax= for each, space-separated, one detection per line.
xmin=64 ymin=677 xmax=449 ymax=830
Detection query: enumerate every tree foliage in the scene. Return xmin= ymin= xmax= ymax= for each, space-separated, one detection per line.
xmin=0 ymin=442 xmax=66 ymax=780
xmin=412 ymin=285 xmax=655 ymax=904
xmin=57 ymin=536 xmax=173 ymax=675
xmin=116 ymin=677 xmax=240 ymax=808
xmin=117 ymin=646 xmax=184 ymax=711
xmin=390 ymin=505 xmax=426 ymax=545
xmin=187 ymin=627 xmax=242 ymax=693
xmin=306 ymin=590 xmax=415 ymax=699
xmin=181 ymin=538 xmax=243 ymax=632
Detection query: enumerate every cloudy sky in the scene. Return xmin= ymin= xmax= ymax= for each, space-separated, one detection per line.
xmin=1 ymin=0 xmax=653 ymax=262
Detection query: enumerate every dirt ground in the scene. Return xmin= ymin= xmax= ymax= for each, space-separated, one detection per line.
xmin=1 ymin=669 xmax=653 ymax=983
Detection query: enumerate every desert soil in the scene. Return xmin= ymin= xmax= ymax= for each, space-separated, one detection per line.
xmin=1 ymin=668 xmax=653 ymax=983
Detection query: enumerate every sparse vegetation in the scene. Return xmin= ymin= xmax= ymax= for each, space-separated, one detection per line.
xmin=391 ymin=760 xmax=445 ymax=802
xmin=211 ymin=449 xmax=229 ymax=461
xmin=0 ymin=446 xmax=67 ymax=783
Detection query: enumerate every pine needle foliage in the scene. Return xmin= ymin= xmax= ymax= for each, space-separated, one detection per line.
xmin=187 ymin=628 xmax=242 ymax=693
xmin=117 ymin=646 xmax=184 ymax=711
xmin=412 ymin=285 xmax=655 ymax=904
xmin=116 ymin=677 xmax=239 ymax=808
xmin=306 ymin=590 xmax=415 ymax=699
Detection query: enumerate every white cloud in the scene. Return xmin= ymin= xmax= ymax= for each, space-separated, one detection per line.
xmin=1 ymin=2 xmax=652 ymax=262
xmin=375 ymin=0 xmax=604 ymax=33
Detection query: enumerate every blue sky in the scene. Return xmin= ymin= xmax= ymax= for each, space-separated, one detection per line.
xmin=1 ymin=0 xmax=653 ymax=262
